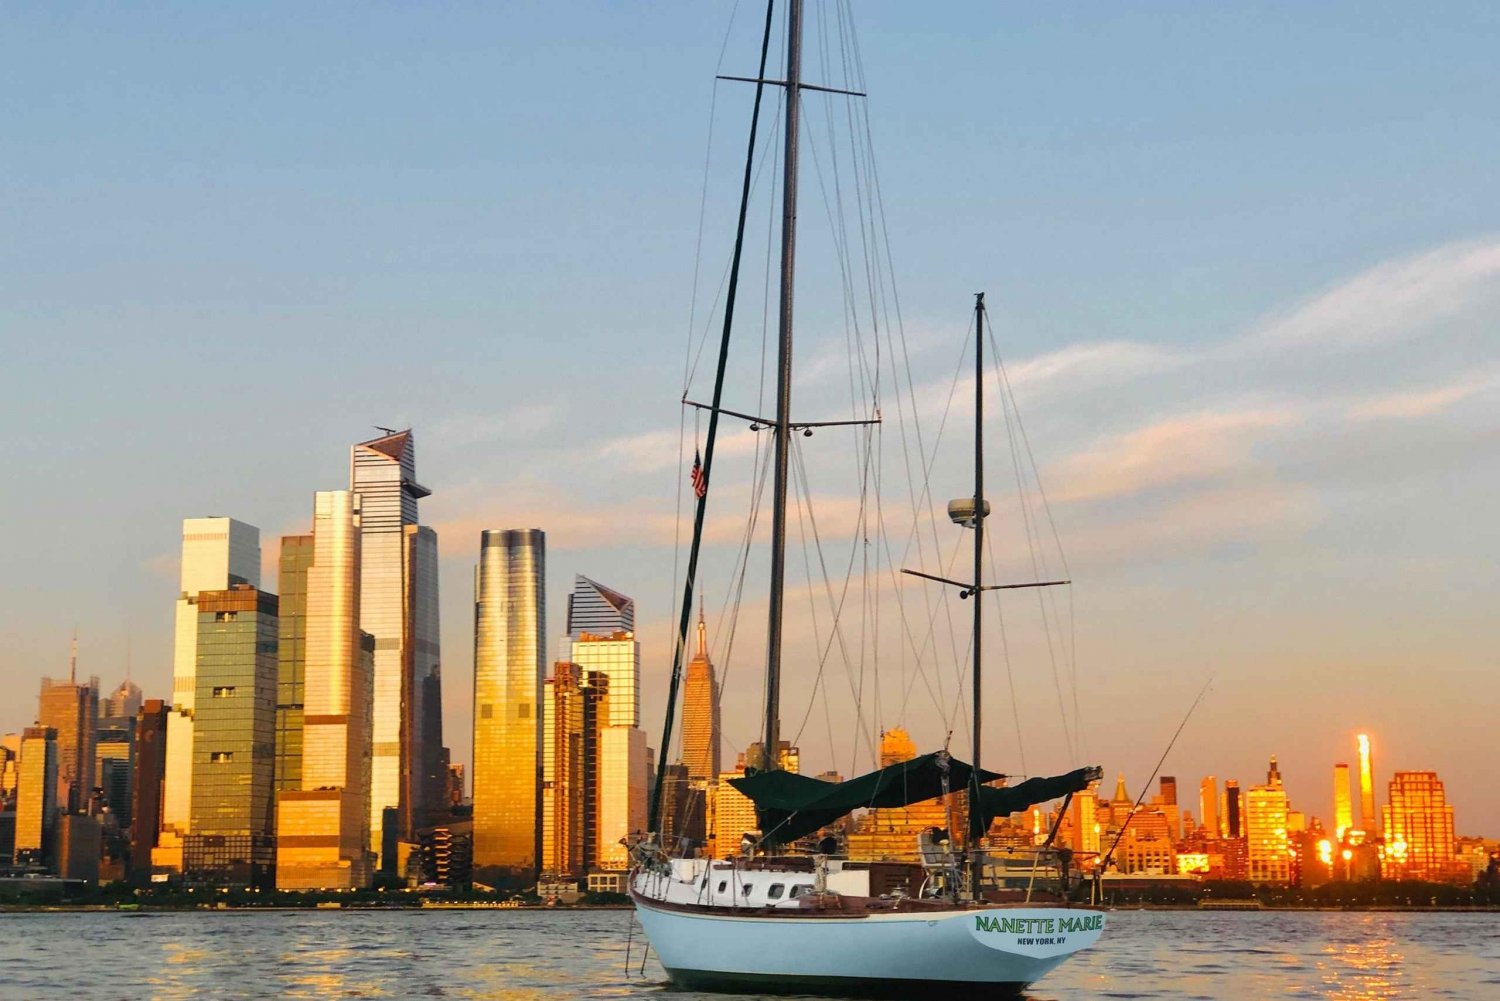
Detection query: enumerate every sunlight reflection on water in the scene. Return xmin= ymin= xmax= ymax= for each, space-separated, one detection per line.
xmin=0 ymin=908 xmax=1494 ymax=999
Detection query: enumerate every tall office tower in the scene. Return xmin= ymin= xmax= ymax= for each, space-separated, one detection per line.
xmin=95 ymin=713 xmax=135 ymax=824
xmin=542 ymin=663 xmax=584 ymax=877
xmin=103 ymin=679 xmax=143 ymax=719
xmin=596 ymin=726 xmax=649 ymax=870
xmin=1158 ymin=776 xmax=1180 ymax=838
xmin=1159 ymin=776 xmax=1178 ymax=806
xmin=350 ymin=430 xmax=442 ymax=864
xmin=472 ymin=528 xmax=546 ymax=880
xmin=0 ymin=736 xmax=18 ymax=809
xmin=275 ymin=534 xmax=313 ymax=802
xmin=1200 ymin=776 xmax=1219 ymax=839
xmin=580 ymin=671 xmax=610 ymax=873
xmin=160 ymin=517 xmax=261 ymax=868
xmin=1266 ymin=756 xmax=1282 ymax=786
xmin=38 ymin=665 xmax=99 ymax=815
xmin=681 ymin=607 xmax=721 ymax=784
xmin=567 ymin=575 xmax=635 ymax=636
xmin=1067 ymin=779 xmax=1101 ymax=853
xmin=183 ymin=584 xmax=277 ymax=887
xmin=1244 ymin=758 xmax=1290 ymax=884
xmin=130 ymin=700 xmax=168 ymax=877
xmin=1225 ymin=780 xmax=1242 ymax=838
xmin=1333 ymin=762 xmax=1353 ymax=841
xmin=1356 ymin=733 xmax=1376 ymax=834
xmin=1381 ymin=771 xmax=1461 ymax=882
xmin=277 ymin=491 xmax=376 ymax=890
xmin=13 ymin=727 xmax=58 ymax=867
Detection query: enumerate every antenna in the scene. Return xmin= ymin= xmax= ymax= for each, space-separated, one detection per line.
xmin=69 ymin=630 xmax=78 ymax=684
xmin=374 ymin=425 xmax=399 ymax=436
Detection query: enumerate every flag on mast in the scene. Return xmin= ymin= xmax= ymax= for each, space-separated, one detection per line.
xmin=691 ymin=449 xmax=707 ymax=499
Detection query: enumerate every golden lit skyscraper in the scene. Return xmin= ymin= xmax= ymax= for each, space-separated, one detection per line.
xmin=277 ymin=491 xmax=376 ymax=890
xmin=13 ymin=727 xmax=57 ymax=867
xmin=37 ymin=652 xmax=98 ymax=815
xmin=275 ymin=534 xmax=313 ymax=801
xmin=472 ymin=529 xmax=545 ymax=879
xmin=1381 ymin=771 xmax=1463 ymax=883
xmin=1200 ymin=776 xmax=1218 ymax=838
xmin=1356 ymin=733 xmax=1376 ymax=835
xmin=158 ymin=516 xmax=260 ymax=871
xmin=541 ymin=662 xmax=584 ymax=877
xmin=682 ymin=607 xmax=720 ymax=784
xmin=1333 ymin=762 xmax=1352 ymax=841
xmin=1244 ymin=757 xmax=1290 ymax=884
xmin=351 ymin=430 xmax=443 ymax=865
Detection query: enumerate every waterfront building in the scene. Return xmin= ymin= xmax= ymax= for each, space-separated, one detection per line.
xmin=103 ymin=679 xmax=143 ymax=720
xmin=276 ymin=491 xmax=376 ymax=891
xmin=0 ymin=736 xmax=17 ymax=808
xmin=1244 ymin=758 xmax=1290 ymax=884
xmin=1157 ymin=776 xmax=1180 ymax=840
xmin=275 ymin=534 xmax=313 ymax=803
xmin=130 ymin=700 xmax=168 ymax=877
xmin=709 ymin=769 xmax=761 ymax=859
xmin=38 ymin=662 xmax=99 ymax=814
xmin=472 ymin=528 xmax=546 ymax=881
xmin=183 ymin=584 xmax=277 ymax=887
xmin=13 ymin=727 xmax=58 ymax=867
xmin=1356 ymin=733 xmax=1377 ymax=835
xmin=351 ymin=430 xmax=444 ymax=865
xmin=159 ymin=516 xmax=261 ymax=870
xmin=1225 ymin=779 xmax=1242 ymax=838
xmin=1333 ymin=762 xmax=1353 ymax=841
xmin=596 ymin=726 xmax=649 ymax=870
xmin=57 ymin=814 xmax=101 ymax=882
xmin=1200 ymin=776 xmax=1218 ymax=839
xmin=1066 ymin=779 xmax=1100 ymax=854
xmin=846 ymin=728 xmax=956 ymax=863
xmin=682 ymin=607 xmax=721 ymax=785
xmin=1381 ymin=770 xmax=1467 ymax=883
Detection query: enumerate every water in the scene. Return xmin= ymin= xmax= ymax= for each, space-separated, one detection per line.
xmin=1 ymin=909 xmax=1496 ymax=999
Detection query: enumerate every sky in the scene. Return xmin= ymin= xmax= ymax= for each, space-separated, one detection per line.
xmin=3 ymin=2 xmax=1497 ymax=834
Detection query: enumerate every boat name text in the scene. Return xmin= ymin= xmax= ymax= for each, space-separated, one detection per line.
xmin=974 ymin=914 xmax=1102 ymax=935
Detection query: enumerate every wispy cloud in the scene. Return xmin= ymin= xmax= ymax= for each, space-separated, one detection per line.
xmin=430 ymin=404 xmax=559 ymax=448
xmin=1345 ymin=373 xmax=1496 ymax=422
xmin=1250 ymin=237 xmax=1500 ymax=351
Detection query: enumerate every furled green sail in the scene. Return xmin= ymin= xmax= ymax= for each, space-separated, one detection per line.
xmin=727 ymin=753 xmax=1098 ymax=847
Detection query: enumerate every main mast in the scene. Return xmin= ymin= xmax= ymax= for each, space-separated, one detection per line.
xmin=970 ymin=292 xmax=986 ymax=899
xmin=762 ymin=0 xmax=802 ymax=771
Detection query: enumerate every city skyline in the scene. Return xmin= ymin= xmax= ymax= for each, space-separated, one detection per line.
xmin=3 ymin=2 xmax=1499 ymax=835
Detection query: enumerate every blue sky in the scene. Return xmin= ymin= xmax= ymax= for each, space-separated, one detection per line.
xmin=3 ymin=2 xmax=1498 ymax=833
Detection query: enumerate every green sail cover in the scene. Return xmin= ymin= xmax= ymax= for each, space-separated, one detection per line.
xmin=973 ymin=766 xmax=1099 ymax=832
xmin=727 ymin=751 xmax=1003 ymax=846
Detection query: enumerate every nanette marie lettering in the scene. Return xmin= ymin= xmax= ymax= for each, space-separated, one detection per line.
xmin=975 ymin=914 xmax=1103 ymax=935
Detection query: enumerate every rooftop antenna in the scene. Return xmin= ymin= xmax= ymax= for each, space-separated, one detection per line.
xmin=374 ymin=425 xmax=399 ymax=436
xmin=69 ymin=630 xmax=78 ymax=684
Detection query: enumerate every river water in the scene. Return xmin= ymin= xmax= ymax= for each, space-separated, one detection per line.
xmin=0 ymin=908 xmax=1495 ymax=999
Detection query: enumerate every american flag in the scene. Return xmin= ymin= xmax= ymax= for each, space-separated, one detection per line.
xmin=691 ymin=449 xmax=707 ymax=499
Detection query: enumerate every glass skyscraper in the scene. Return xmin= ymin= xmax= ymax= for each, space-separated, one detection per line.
xmin=682 ymin=608 xmax=721 ymax=784
xmin=184 ymin=584 xmax=277 ymax=887
xmin=275 ymin=534 xmax=314 ymax=802
xmin=350 ymin=430 xmax=443 ymax=866
xmin=159 ymin=516 xmax=261 ymax=870
xmin=472 ymin=528 xmax=545 ymax=879
xmin=277 ymin=490 xmax=376 ymax=890
xmin=38 ymin=671 xmax=98 ymax=815
xmin=13 ymin=727 xmax=57 ymax=867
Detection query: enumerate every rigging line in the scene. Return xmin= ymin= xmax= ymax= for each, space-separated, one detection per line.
xmin=1100 ymin=678 xmax=1214 ymax=873
xmin=992 ymin=330 xmax=1086 ymax=760
xmin=985 ymin=310 xmax=1076 ymax=762
xmin=985 ymin=524 xmax=1028 ymax=777
xmin=650 ymin=0 xmax=778 ymax=833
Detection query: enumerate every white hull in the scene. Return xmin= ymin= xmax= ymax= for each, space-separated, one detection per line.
xmin=632 ymin=868 xmax=1104 ymax=998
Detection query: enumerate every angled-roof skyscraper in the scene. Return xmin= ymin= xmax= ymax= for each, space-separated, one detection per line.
xmin=566 ymin=575 xmax=634 ymax=637
xmin=350 ymin=430 xmax=444 ymax=868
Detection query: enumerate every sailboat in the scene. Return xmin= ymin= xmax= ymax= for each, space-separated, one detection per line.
xmin=631 ymin=2 xmax=1105 ymax=996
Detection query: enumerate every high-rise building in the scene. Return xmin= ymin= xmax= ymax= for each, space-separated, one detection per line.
xmin=0 ymin=735 xmax=18 ymax=809
xmin=103 ymin=679 xmax=143 ymax=720
xmin=159 ymin=516 xmax=261 ymax=869
xmin=275 ymin=534 xmax=313 ymax=802
xmin=682 ymin=607 xmax=721 ymax=785
xmin=1333 ymin=762 xmax=1353 ymax=841
xmin=567 ymin=575 xmax=635 ymax=636
xmin=38 ymin=645 xmax=99 ymax=815
xmin=350 ymin=430 xmax=443 ymax=865
xmin=1200 ymin=776 xmax=1218 ymax=838
xmin=1225 ymin=780 xmax=1242 ymax=838
xmin=13 ymin=727 xmax=58 ymax=867
xmin=847 ymin=728 xmax=955 ymax=863
xmin=472 ymin=528 xmax=546 ymax=880
xmin=277 ymin=491 xmax=376 ymax=890
xmin=95 ymin=713 xmax=135 ymax=825
xmin=1356 ymin=733 xmax=1377 ymax=835
xmin=1382 ymin=771 xmax=1466 ymax=883
xmin=597 ymin=726 xmax=649 ymax=870
xmin=130 ymin=700 xmax=168 ymax=877
xmin=183 ymin=584 xmax=277 ymax=887
xmin=1244 ymin=758 xmax=1290 ymax=884
xmin=542 ymin=662 xmax=584 ymax=878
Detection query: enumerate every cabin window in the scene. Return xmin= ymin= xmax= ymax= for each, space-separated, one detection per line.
xmin=767 ymin=884 xmax=785 ymax=900
xmin=741 ymin=884 xmax=752 ymax=896
xmin=717 ymin=881 xmax=727 ymax=893
xmin=790 ymin=884 xmax=810 ymax=898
